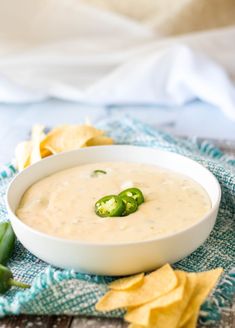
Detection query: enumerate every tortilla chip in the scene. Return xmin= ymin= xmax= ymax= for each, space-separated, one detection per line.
xmin=42 ymin=144 xmax=57 ymax=155
xmin=15 ymin=123 xmax=112 ymax=170
xmin=30 ymin=125 xmax=46 ymax=164
xmin=95 ymin=264 xmax=177 ymax=311
xmin=179 ymin=268 xmax=223 ymax=327
xmin=40 ymin=147 xmax=53 ymax=158
xmin=109 ymin=273 xmax=144 ymax=291
xmin=146 ymin=272 xmax=197 ymax=328
xmin=125 ymin=270 xmax=186 ymax=326
xmin=86 ymin=136 xmax=113 ymax=146
xmin=15 ymin=141 xmax=32 ymax=171
xmin=40 ymin=125 xmax=104 ymax=153
xmin=181 ymin=308 xmax=199 ymax=328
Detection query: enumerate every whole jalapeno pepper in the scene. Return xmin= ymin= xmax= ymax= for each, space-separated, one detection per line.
xmin=0 ymin=222 xmax=30 ymax=293
xmin=95 ymin=195 xmax=125 ymax=217
xmin=119 ymin=188 xmax=144 ymax=206
xmin=0 ymin=264 xmax=30 ymax=294
xmin=0 ymin=222 xmax=8 ymax=242
xmin=0 ymin=222 xmax=16 ymax=265
xmin=119 ymin=196 xmax=138 ymax=216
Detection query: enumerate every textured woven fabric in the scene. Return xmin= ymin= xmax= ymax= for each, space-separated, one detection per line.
xmin=0 ymin=117 xmax=234 ymax=324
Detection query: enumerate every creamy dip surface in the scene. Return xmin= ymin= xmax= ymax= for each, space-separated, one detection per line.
xmin=16 ymin=162 xmax=211 ymax=243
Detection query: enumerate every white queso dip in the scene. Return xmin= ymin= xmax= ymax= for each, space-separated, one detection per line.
xmin=16 ymin=162 xmax=211 ymax=243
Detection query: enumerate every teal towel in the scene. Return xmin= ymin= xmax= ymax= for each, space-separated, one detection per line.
xmin=0 ymin=117 xmax=234 ymax=325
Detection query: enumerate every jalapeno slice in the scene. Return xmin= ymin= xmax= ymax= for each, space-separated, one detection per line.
xmin=91 ymin=170 xmax=107 ymax=177
xmin=119 ymin=188 xmax=144 ymax=205
xmin=95 ymin=195 xmax=124 ymax=217
xmin=120 ymin=195 xmax=138 ymax=216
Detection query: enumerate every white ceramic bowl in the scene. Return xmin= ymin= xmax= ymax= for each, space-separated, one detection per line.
xmin=6 ymin=145 xmax=221 ymax=276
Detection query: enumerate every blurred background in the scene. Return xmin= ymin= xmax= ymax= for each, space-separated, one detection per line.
xmin=0 ymin=0 xmax=235 ymax=164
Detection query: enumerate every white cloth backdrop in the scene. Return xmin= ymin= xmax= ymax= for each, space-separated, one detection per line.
xmin=0 ymin=0 xmax=235 ymax=120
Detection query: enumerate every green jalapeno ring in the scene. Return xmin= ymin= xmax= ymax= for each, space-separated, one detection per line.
xmin=119 ymin=187 xmax=144 ymax=205
xmin=95 ymin=195 xmax=125 ymax=217
xmin=120 ymin=195 xmax=138 ymax=216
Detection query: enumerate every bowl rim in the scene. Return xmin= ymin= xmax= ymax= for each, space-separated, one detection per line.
xmin=6 ymin=145 xmax=222 ymax=247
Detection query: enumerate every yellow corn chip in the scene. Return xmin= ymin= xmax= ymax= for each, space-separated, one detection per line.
xmin=15 ymin=141 xmax=32 ymax=171
xmin=42 ymin=144 xmax=57 ymax=155
xmin=86 ymin=136 xmax=113 ymax=147
xmin=109 ymin=273 xmax=144 ymax=291
xmin=145 ymin=271 xmax=197 ymax=328
xmin=15 ymin=123 xmax=112 ymax=169
xmin=181 ymin=308 xmax=199 ymax=328
xmin=30 ymin=125 xmax=46 ymax=164
xmin=40 ymin=125 xmax=104 ymax=154
xmin=179 ymin=268 xmax=223 ymax=327
xmin=125 ymin=270 xmax=186 ymax=326
xmin=40 ymin=147 xmax=53 ymax=158
xmin=95 ymin=264 xmax=177 ymax=311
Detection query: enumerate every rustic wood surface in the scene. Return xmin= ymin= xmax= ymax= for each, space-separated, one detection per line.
xmin=0 ymin=139 xmax=234 ymax=328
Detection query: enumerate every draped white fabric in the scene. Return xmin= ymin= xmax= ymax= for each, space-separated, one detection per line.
xmin=0 ymin=0 xmax=235 ymax=120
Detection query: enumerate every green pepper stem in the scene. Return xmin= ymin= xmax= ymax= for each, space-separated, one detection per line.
xmin=8 ymin=278 xmax=30 ymax=289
